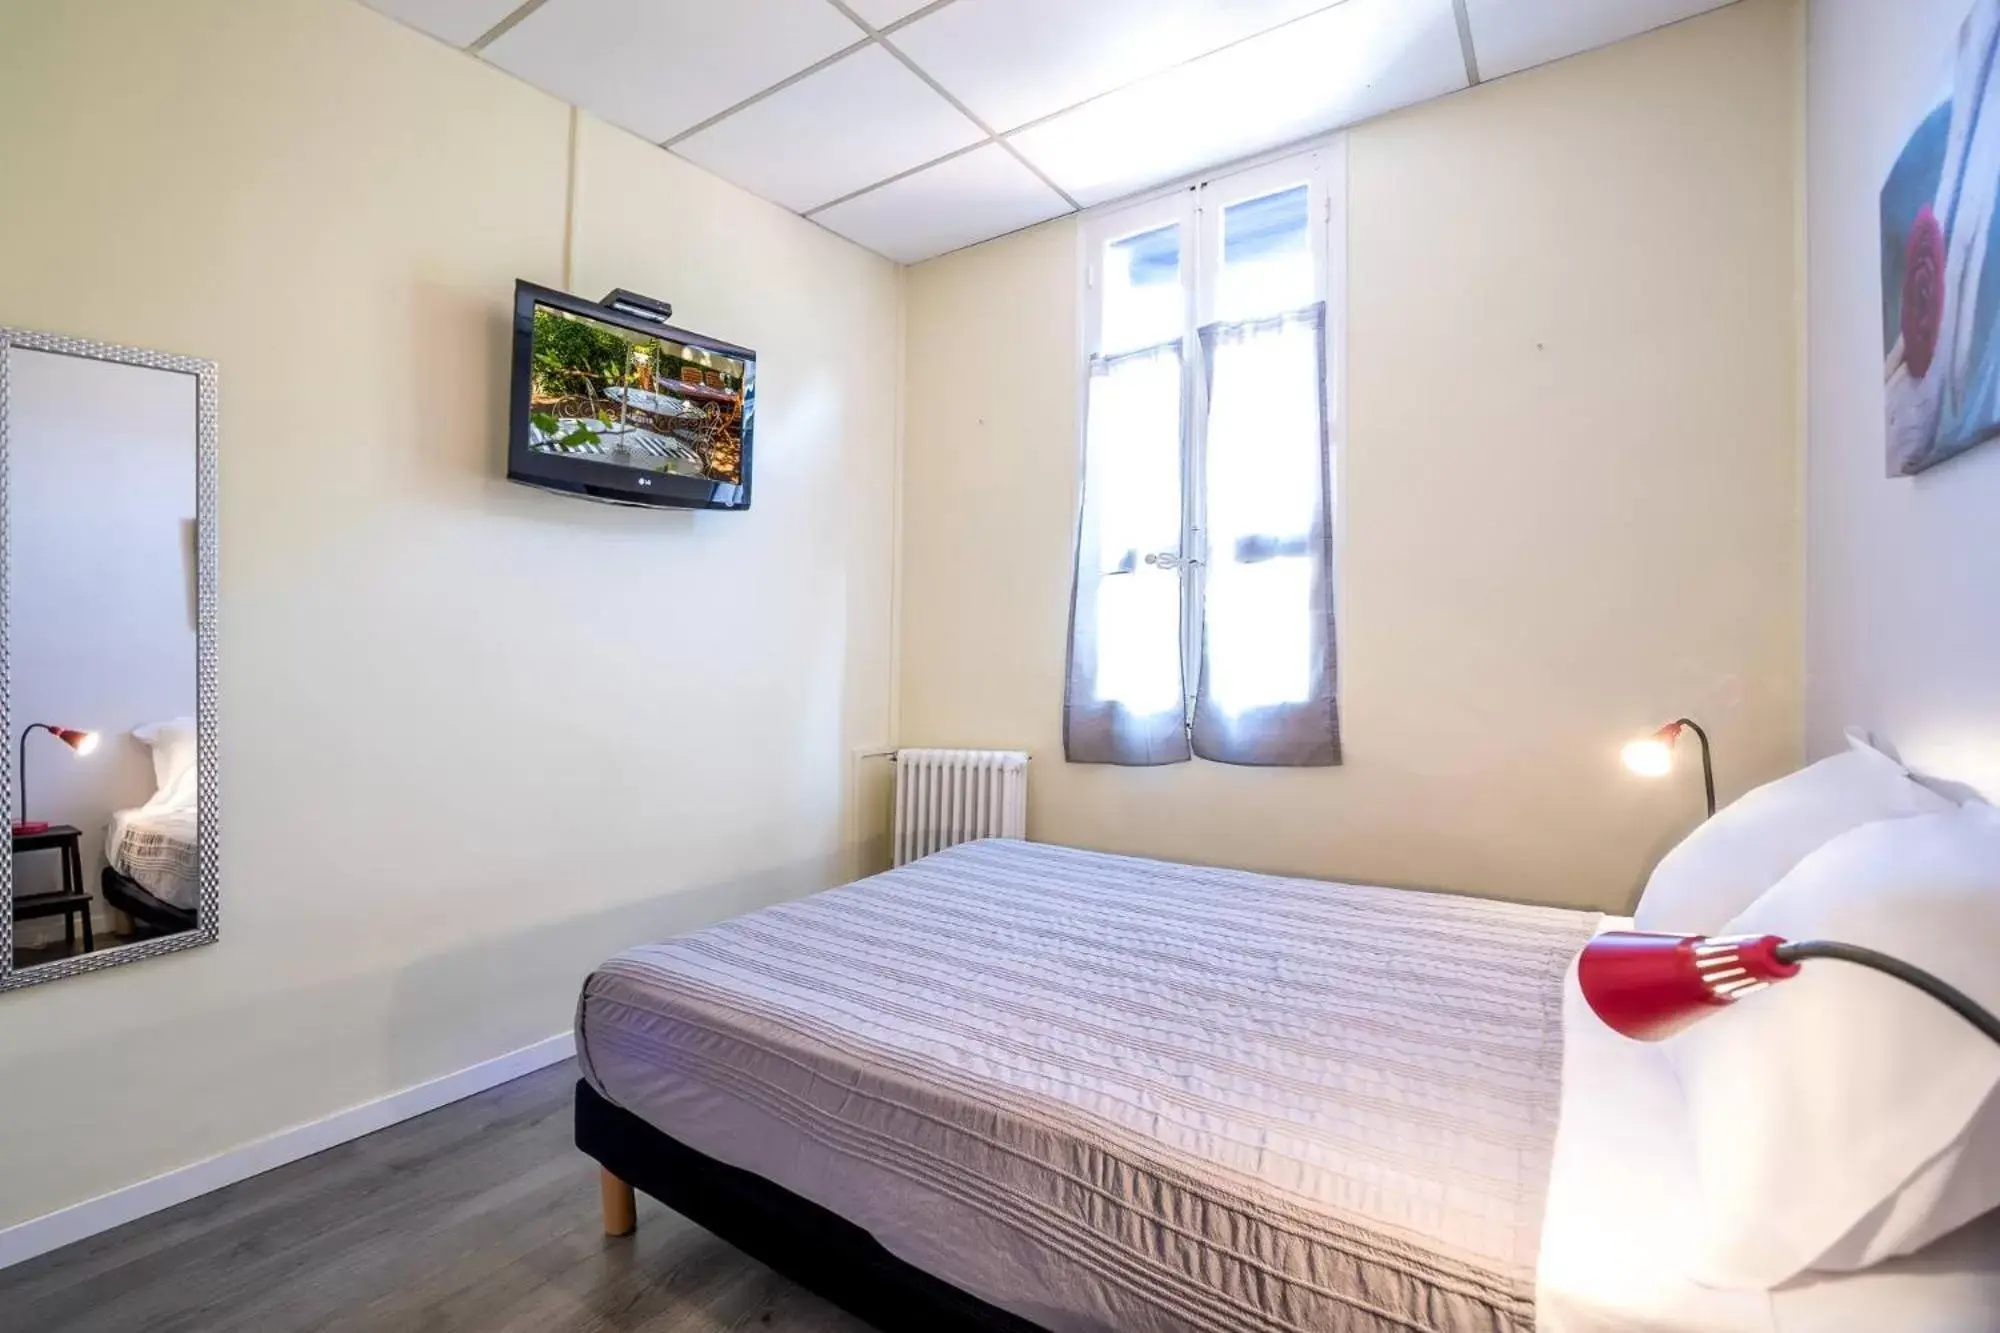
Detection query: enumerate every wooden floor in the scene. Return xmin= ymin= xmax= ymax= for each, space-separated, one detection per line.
xmin=0 ymin=1060 xmax=875 ymax=1333
xmin=14 ymin=926 xmax=147 ymax=969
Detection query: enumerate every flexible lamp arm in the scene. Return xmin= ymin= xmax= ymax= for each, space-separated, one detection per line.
xmin=1776 ymin=940 xmax=2000 ymax=1048
xmin=1671 ymin=717 xmax=1716 ymax=817
xmin=17 ymin=723 xmax=53 ymax=827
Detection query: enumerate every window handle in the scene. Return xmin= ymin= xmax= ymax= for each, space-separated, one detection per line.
xmin=1144 ymin=551 xmax=1202 ymax=571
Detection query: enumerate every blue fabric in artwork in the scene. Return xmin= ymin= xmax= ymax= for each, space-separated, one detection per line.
xmin=1881 ymin=1 xmax=2000 ymax=474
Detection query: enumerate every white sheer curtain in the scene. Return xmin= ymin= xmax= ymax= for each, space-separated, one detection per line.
xmin=1063 ymin=340 xmax=1193 ymax=765
xmin=1191 ymin=304 xmax=1340 ymax=765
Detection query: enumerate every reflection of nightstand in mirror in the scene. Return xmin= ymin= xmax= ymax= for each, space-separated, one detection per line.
xmin=12 ymin=824 xmax=93 ymax=954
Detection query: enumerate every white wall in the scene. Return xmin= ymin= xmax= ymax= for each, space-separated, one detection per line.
xmin=8 ymin=349 xmax=199 ymax=924
xmin=0 ymin=0 xmax=900 ymax=1232
xmin=1806 ymin=0 xmax=2000 ymax=799
xmin=899 ymin=0 xmax=1805 ymax=913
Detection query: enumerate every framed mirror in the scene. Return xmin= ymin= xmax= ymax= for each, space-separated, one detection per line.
xmin=0 ymin=329 xmax=218 ymax=991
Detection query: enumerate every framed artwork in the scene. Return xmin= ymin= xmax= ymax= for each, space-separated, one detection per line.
xmin=1883 ymin=0 xmax=2000 ymax=476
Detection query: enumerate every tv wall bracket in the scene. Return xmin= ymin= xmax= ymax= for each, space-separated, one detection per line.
xmin=601 ymin=289 xmax=674 ymax=326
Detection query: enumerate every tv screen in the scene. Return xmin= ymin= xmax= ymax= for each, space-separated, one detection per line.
xmin=506 ymin=280 xmax=755 ymax=510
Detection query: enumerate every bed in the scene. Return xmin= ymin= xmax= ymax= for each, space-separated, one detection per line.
xmin=99 ymin=800 xmax=198 ymax=934
xmin=574 ymin=839 xmax=2000 ymax=1333
xmin=97 ymin=715 xmax=200 ymax=935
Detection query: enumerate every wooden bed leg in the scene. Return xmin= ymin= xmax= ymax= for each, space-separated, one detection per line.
xmin=600 ymin=1168 xmax=637 ymax=1237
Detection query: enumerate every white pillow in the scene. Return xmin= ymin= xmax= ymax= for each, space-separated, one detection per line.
xmin=1632 ymin=731 xmax=1953 ymax=935
xmin=132 ymin=717 xmax=197 ymax=801
xmin=1663 ymin=806 xmax=2000 ymax=1288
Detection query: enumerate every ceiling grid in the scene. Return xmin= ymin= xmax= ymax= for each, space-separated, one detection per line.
xmin=360 ymin=0 xmax=1742 ymax=263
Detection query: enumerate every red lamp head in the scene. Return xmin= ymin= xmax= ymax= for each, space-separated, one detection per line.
xmin=49 ymin=727 xmax=98 ymax=755
xmin=1621 ymin=717 xmax=1717 ymax=817
xmin=1621 ymin=723 xmax=1684 ymax=777
xmin=1578 ymin=931 xmax=1800 ymax=1040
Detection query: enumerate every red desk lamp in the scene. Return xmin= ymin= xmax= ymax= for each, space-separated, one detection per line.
xmin=1579 ymin=931 xmax=2000 ymax=1047
xmin=1622 ymin=718 xmax=1716 ymax=817
xmin=14 ymin=723 xmax=98 ymax=836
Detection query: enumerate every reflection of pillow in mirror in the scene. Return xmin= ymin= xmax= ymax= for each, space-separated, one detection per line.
xmin=133 ymin=717 xmax=196 ymax=796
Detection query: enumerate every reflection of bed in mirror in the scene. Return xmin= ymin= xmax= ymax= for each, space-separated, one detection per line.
xmin=100 ymin=718 xmax=200 ymax=935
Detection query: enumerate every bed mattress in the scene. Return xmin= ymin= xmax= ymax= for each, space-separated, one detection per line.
xmin=578 ymin=839 xmax=1601 ymax=1333
xmin=105 ymin=803 xmax=198 ymax=910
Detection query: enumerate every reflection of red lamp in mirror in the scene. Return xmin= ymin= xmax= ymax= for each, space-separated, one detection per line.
xmin=14 ymin=723 xmax=99 ymax=836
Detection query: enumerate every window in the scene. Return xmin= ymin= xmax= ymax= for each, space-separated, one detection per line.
xmin=1064 ymin=147 xmax=1342 ymax=768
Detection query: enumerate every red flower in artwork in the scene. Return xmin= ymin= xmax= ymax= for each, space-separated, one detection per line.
xmin=1903 ymin=204 xmax=1946 ymax=380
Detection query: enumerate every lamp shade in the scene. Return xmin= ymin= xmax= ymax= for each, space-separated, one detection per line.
xmin=51 ymin=727 xmax=97 ymax=755
xmin=1577 ymin=931 xmax=1799 ymax=1040
xmin=1622 ymin=721 xmax=1687 ymax=774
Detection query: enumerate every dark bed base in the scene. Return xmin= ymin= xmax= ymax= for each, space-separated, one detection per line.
xmin=573 ymin=1079 xmax=1050 ymax=1333
xmin=100 ymin=865 xmax=197 ymax=935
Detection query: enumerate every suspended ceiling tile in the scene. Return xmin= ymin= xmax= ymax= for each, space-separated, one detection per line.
xmin=1010 ymin=0 xmax=1466 ymax=208
xmin=674 ymin=46 xmax=984 ymax=213
xmin=1465 ymin=0 xmax=1738 ymax=81
xmin=813 ymin=144 xmax=1073 ymax=263
xmin=842 ymin=0 xmax=937 ymax=27
xmin=359 ymin=0 xmax=526 ymax=46
xmin=890 ymin=0 xmax=1335 ymax=133
xmin=483 ymin=0 xmax=864 ymax=144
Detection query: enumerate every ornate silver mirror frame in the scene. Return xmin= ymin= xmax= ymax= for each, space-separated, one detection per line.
xmin=0 ymin=328 xmax=219 ymax=991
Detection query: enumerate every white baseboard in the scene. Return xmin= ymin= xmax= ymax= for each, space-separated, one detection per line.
xmin=0 ymin=1030 xmax=576 ymax=1273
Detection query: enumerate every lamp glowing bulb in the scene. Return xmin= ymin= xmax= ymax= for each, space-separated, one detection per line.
xmin=61 ymin=729 xmax=99 ymax=756
xmin=1622 ymin=719 xmax=1716 ymax=817
xmin=1621 ymin=737 xmax=1675 ymax=777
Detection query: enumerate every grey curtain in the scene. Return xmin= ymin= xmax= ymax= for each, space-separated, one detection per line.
xmin=1063 ymin=339 xmax=1192 ymax=766
xmin=1190 ymin=304 xmax=1341 ymax=766
xmin=1064 ymin=307 xmax=1340 ymax=768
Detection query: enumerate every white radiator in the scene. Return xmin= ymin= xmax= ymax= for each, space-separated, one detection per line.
xmin=892 ymin=749 xmax=1029 ymax=867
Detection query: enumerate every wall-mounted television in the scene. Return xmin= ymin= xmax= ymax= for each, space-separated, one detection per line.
xmin=506 ymin=280 xmax=755 ymax=511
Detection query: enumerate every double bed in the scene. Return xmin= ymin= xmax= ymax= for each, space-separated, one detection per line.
xmin=574 ymin=839 xmax=2000 ymax=1333
xmin=98 ymin=717 xmax=201 ymax=935
xmin=99 ymin=800 xmax=199 ymax=933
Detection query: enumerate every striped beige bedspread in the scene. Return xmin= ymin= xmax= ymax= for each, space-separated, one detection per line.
xmin=577 ymin=839 xmax=1601 ymax=1333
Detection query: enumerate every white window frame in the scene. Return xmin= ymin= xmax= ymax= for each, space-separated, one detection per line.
xmin=1078 ymin=140 xmax=1347 ymax=725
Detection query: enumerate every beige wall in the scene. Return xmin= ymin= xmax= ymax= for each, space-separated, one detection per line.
xmin=0 ymin=0 xmax=899 ymax=1231
xmin=1806 ymin=0 xmax=2000 ymax=801
xmin=900 ymin=0 xmax=1804 ymax=912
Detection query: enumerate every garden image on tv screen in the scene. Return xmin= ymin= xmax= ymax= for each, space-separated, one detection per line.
xmin=528 ymin=305 xmax=746 ymax=485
